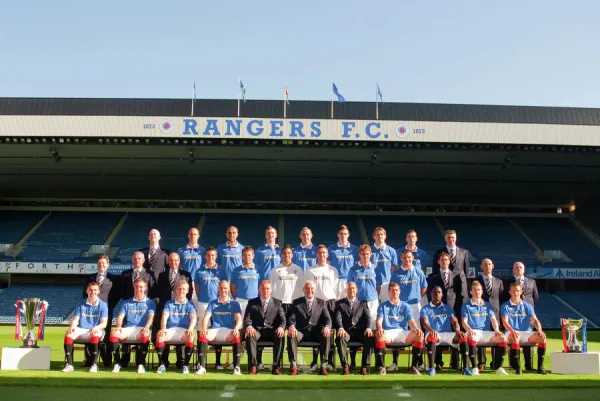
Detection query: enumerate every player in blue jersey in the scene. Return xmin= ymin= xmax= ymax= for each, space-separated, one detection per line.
xmin=327 ymin=224 xmax=359 ymax=296
xmin=155 ymin=280 xmax=197 ymax=374
xmin=197 ymin=280 xmax=243 ymax=375
xmin=348 ymin=244 xmax=379 ymax=328
xmin=292 ymin=227 xmax=317 ymax=271
xmin=501 ymin=282 xmax=547 ymax=374
xmin=62 ymin=282 xmax=108 ymax=373
xmin=371 ymin=227 xmax=398 ymax=302
xmin=374 ymin=282 xmax=424 ymax=376
xmin=389 ymin=249 xmax=427 ymax=371
xmin=194 ymin=247 xmax=221 ymax=325
xmin=398 ymin=230 xmax=429 ymax=274
xmin=254 ymin=226 xmax=282 ymax=281
xmin=217 ymin=226 xmax=244 ymax=282
xmin=461 ymin=281 xmax=507 ymax=376
xmin=110 ymin=278 xmax=156 ymax=373
xmin=346 ymin=244 xmax=379 ymax=369
xmin=420 ymin=286 xmax=466 ymax=376
xmin=231 ymin=246 xmax=260 ymax=317
xmin=177 ymin=227 xmax=205 ymax=284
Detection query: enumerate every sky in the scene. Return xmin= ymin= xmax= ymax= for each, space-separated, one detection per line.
xmin=2 ymin=0 xmax=600 ymax=107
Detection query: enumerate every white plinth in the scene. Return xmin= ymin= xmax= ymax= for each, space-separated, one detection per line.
xmin=1 ymin=346 xmax=51 ymax=370
xmin=551 ymin=351 xmax=600 ymax=375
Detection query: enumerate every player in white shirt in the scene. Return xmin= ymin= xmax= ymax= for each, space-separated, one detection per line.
xmin=302 ymin=244 xmax=339 ymax=370
xmin=269 ymin=245 xmax=303 ymax=314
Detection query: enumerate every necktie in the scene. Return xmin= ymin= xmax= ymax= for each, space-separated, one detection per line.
xmin=262 ymin=300 xmax=268 ymax=316
xmin=97 ymin=274 xmax=104 ymax=287
xmin=350 ymin=299 xmax=355 ymax=310
xmin=449 ymin=248 xmax=456 ymax=265
xmin=308 ymin=300 xmax=313 ymax=316
xmin=149 ymin=248 xmax=156 ymax=265
xmin=443 ymin=271 xmax=449 ymax=288
xmin=486 ymin=277 xmax=492 ymax=294
xmin=170 ymin=271 xmax=176 ymax=290
xmin=134 ymin=270 xmax=140 ymax=281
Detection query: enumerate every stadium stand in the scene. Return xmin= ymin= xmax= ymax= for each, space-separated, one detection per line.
xmin=0 ymin=284 xmax=81 ymax=324
xmin=515 ymin=217 xmax=600 ymax=267
xmin=112 ymin=213 xmax=199 ymax=262
xmin=534 ymin=291 xmax=578 ymax=329
xmin=0 ymin=211 xmax=47 ymax=261
xmin=18 ymin=212 xmax=121 ymax=263
xmin=283 ymin=214 xmax=361 ymax=247
xmin=437 ymin=217 xmax=540 ymax=270
xmin=200 ymin=213 xmax=279 ymax=248
xmin=556 ymin=291 xmax=600 ymax=327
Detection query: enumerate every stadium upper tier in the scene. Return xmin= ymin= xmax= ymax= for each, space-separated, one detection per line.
xmin=1 ymin=211 xmax=599 ymax=269
xmin=18 ymin=212 xmax=120 ymax=262
xmin=0 ymin=284 xmax=81 ymax=324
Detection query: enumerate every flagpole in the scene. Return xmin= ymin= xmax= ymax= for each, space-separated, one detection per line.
xmin=331 ymin=81 xmax=334 ymax=119
xmin=375 ymin=83 xmax=379 ymax=120
xmin=284 ymin=78 xmax=287 ymax=119
xmin=191 ymin=81 xmax=195 ymax=117
xmin=237 ymin=78 xmax=241 ymax=117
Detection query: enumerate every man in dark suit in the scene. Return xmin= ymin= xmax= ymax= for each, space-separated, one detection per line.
xmin=121 ymin=251 xmax=152 ymax=300
xmin=154 ymin=253 xmax=193 ymax=308
xmin=504 ymin=261 xmax=539 ymax=371
xmin=244 ymin=280 xmax=286 ymax=375
xmin=427 ymin=251 xmax=467 ymax=370
xmin=140 ymin=229 xmax=170 ymax=291
xmin=474 ymin=258 xmax=504 ymax=370
xmin=432 ymin=230 xmax=469 ymax=294
xmin=119 ymin=251 xmax=152 ymax=368
xmin=334 ymin=281 xmax=373 ymax=375
xmin=81 ymin=255 xmax=121 ymax=367
xmin=287 ymin=280 xmax=332 ymax=376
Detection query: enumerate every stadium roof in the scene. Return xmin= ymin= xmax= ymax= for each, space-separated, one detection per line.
xmin=2 ymin=97 xmax=600 ymax=126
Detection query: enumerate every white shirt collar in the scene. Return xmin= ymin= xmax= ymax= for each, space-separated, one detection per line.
xmin=264 ymin=243 xmax=279 ymax=249
xmin=401 ymin=265 xmax=413 ymax=271
xmin=446 ymin=245 xmax=456 ymax=252
xmin=429 ymin=301 xmax=445 ymax=308
xmin=470 ymin=298 xmax=484 ymax=306
xmin=300 ymin=243 xmax=313 ymax=249
xmin=509 ymin=298 xmax=522 ymax=306
xmin=260 ymin=297 xmax=270 ymax=303
xmin=133 ymin=296 xmax=148 ymax=303
xmin=243 ymin=264 xmax=256 ymax=270
xmin=374 ymin=242 xmax=387 ymax=250
xmin=337 ymin=242 xmax=350 ymax=249
xmin=347 ymin=297 xmax=357 ymax=303
xmin=515 ymin=275 xmax=524 ymax=280
xmin=305 ymin=297 xmax=314 ymax=303
xmin=86 ymin=298 xmax=100 ymax=306
xmin=174 ymin=297 xmax=188 ymax=305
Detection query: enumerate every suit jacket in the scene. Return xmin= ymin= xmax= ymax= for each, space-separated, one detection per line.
xmin=82 ymin=272 xmax=120 ymax=310
xmin=287 ymin=297 xmax=331 ymax=331
xmin=475 ymin=275 xmax=504 ymax=321
xmin=139 ymin=246 xmax=170 ymax=282
xmin=432 ymin=247 xmax=470 ymax=276
xmin=153 ymin=269 xmax=193 ymax=307
xmin=334 ymin=298 xmax=370 ymax=332
xmin=427 ymin=269 xmax=467 ymax=318
xmin=504 ymin=276 xmax=539 ymax=307
xmin=121 ymin=268 xmax=152 ymax=300
xmin=243 ymin=297 xmax=286 ymax=331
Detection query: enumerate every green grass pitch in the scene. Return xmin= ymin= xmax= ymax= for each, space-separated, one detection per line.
xmin=1 ymin=326 xmax=600 ymax=400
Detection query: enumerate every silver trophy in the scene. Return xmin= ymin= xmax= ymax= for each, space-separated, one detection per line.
xmin=561 ymin=318 xmax=584 ymax=353
xmin=16 ymin=298 xmax=48 ymax=348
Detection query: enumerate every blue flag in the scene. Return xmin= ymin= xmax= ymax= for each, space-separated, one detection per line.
xmin=240 ymin=80 xmax=246 ymax=102
xmin=377 ymin=83 xmax=383 ymax=103
xmin=332 ymin=82 xmax=345 ymax=102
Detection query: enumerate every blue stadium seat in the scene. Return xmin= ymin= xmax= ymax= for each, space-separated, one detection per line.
xmin=0 ymin=284 xmax=82 ymax=324
xmin=556 ymin=291 xmax=600 ymax=326
xmin=18 ymin=212 xmax=121 ymax=262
